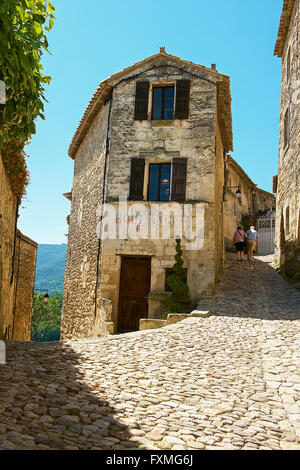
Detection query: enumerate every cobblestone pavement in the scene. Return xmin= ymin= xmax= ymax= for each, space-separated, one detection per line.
xmin=0 ymin=255 xmax=299 ymax=450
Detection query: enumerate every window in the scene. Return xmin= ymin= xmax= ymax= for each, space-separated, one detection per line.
xmin=129 ymin=158 xmax=187 ymax=202
xmin=134 ymin=80 xmax=190 ymax=121
xmin=284 ymin=108 xmax=290 ymax=149
xmin=152 ymin=87 xmax=174 ymax=120
xmin=148 ymin=163 xmax=171 ymax=201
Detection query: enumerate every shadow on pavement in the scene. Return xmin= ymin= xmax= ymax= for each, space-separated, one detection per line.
xmin=0 ymin=339 xmax=141 ymax=450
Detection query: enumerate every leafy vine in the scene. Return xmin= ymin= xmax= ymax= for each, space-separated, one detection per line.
xmin=0 ymin=0 xmax=55 ymax=198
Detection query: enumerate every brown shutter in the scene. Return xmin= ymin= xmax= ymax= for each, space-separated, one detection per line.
xmin=134 ymin=81 xmax=149 ymax=120
xmin=171 ymin=158 xmax=187 ymax=201
xmin=175 ymin=80 xmax=190 ymax=119
xmin=129 ymin=158 xmax=145 ymax=200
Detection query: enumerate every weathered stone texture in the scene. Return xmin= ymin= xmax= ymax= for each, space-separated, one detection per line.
xmin=106 ymin=63 xmax=217 ymax=204
xmin=0 ymin=154 xmax=37 ymax=340
xmin=275 ymin=0 xmax=300 ymax=266
xmin=0 ymin=153 xmax=17 ymax=340
xmin=214 ymin=115 xmax=225 ymax=280
xmin=61 ymin=55 xmax=233 ymax=339
xmin=61 ymin=102 xmax=110 ymax=339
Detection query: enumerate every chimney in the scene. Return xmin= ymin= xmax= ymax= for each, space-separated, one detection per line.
xmin=211 ymin=64 xmax=217 ymax=70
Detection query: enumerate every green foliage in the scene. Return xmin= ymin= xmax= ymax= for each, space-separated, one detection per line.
xmin=35 ymin=244 xmax=67 ymax=294
xmin=31 ymin=292 xmax=62 ymax=342
xmin=166 ymin=238 xmax=190 ymax=313
xmin=0 ymin=0 xmax=56 ymax=148
xmin=1 ymin=140 xmax=30 ymax=199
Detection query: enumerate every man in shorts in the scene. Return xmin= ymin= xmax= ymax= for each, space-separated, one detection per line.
xmin=246 ymin=226 xmax=259 ymax=262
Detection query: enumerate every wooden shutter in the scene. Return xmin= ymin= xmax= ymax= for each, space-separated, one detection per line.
xmin=174 ymin=80 xmax=190 ymax=119
xmin=129 ymin=158 xmax=145 ymax=200
xmin=171 ymin=158 xmax=187 ymax=201
xmin=134 ymin=81 xmax=149 ymax=120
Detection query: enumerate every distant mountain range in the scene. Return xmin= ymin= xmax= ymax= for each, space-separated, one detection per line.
xmin=34 ymin=244 xmax=67 ymax=294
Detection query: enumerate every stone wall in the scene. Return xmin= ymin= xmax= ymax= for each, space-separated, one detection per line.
xmin=0 ymin=154 xmax=37 ymax=340
xmin=224 ymin=158 xmax=275 ymax=251
xmin=275 ymin=0 xmax=300 ymax=267
xmin=61 ymin=101 xmax=110 ymax=339
xmin=97 ymin=201 xmax=214 ymax=333
xmin=106 ymin=62 xmax=218 ymax=205
xmin=214 ymin=114 xmax=225 ymax=281
xmin=12 ymin=231 xmax=37 ymax=341
xmin=0 ymin=153 xmax=18 ymax=340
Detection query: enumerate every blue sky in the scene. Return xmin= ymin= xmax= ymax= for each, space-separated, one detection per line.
xmin=18 ymin=0 xmax=283 ymax=244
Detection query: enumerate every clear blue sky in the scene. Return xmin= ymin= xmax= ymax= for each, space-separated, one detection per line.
xmin=18 ymin=0 xmax=283 ymax=244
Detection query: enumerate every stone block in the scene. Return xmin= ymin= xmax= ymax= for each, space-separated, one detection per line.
xmin=167 ymin=314 xmax=190 ymax=325
xmin=190 ymin=310 xmax=212 ymax=318
xmin=105 ymin=322 xmax=115 ymax=335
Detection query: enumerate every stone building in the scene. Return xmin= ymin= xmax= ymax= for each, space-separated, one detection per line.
xmin=12 ymin=230 xmax=38 ymax=341
xmin=224 ymin=156 xmax=275 ymax=251
xmin=274 ymin=0 xmax=300 ymax=279
xmin=0 ymin=153 xmax=38 ymax=341
xmin=61 ymin=50 xmax=234 ymax=339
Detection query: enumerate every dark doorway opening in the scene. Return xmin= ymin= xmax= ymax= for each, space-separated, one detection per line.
xmin=118 ymin=256 xmax=151 ymax=333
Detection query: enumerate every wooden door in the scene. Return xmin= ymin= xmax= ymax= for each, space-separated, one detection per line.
xmin=118 ymin=257 xmax=151 ymax=333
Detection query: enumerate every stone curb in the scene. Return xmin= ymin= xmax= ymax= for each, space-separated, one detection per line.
xmin=139 ymin=311 xmax=213 ymax=331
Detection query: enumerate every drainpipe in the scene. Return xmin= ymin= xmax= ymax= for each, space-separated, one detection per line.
xmin=10 ymin=200 xmax=19 ymax=285
xmin=93 ymin=92 xmax=113 ymax=327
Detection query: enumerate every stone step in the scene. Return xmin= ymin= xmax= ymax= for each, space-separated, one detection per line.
xmin=139 ymin=311 xmax=213 ymax=331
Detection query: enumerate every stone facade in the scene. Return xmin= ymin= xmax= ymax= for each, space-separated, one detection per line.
xmin=274 ymin=0 xmax=300 ymax=273
xmin=0 ymin=152 xmax=18 ymax=340
xmin=12 ymin=230 xmax=38 ymax=341
xmin=0 ymin=152 xmax=38 ymax=340
xmin=61 ymin=51 xmax=233 ymax=339
xmin=224 ymin=156 xmax=275 ymax=251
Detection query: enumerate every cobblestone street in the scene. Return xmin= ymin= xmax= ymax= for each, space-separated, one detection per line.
xmin=0 ymin=255 xmax=299 ymax=450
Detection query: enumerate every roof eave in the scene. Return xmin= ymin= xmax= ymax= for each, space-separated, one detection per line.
xmin=69 ymin=52 xmax=233 ymax=158
xmin=274 ymin=0 xmax=296 ymax=57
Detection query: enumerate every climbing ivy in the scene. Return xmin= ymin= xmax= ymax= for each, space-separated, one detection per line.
xmin=1 ymin=140 xmax=30 ymax=200
xmin=0 ymin=0 xmax=55 ymax=198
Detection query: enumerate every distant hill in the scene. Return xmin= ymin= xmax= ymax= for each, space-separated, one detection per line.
xmin=34 ymin=244 xmax=67 ymax=294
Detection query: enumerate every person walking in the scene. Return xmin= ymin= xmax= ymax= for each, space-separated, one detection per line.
xmin=233 ymin=226 xmax=247 ymax=261
xmin=246 ymin=226 xmax=259 ymax=262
